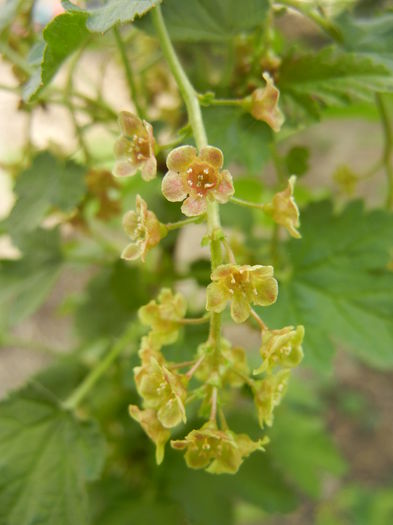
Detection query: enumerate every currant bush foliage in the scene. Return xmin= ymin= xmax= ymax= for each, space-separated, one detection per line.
xmin=1 ymin=0 xmax=393 ymax=524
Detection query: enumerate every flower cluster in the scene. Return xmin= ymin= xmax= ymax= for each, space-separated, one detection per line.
xmin=112 ymin=112 xmax=304 ymax=474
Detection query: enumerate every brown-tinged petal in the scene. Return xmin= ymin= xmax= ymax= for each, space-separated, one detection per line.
xmin=214 ymin=169 xmax=234 ymax=203
xmin=211 ymin=264 xmax=235 ymax=281
xmin=119 ymin=111 xmax=145 ymax=137
xmin=122 ymin=210 xmax=138 ymax=238
xmin=121 ymin=241 xmax=145 ymax=261
xmin=167 ymin=145 xmax=196 ymax=172
xmin=162 ymin=170 xmax=187 ymax=202
xmin=113 ymin=160 xmax=139 ymax=178
xmin=199 ymin=146 xmax=224 ymax=169
xmin=114 ymin=136 xmax=132 ymax=158
xmin=206 ymin=282 xmax=229 ymax=313
xmin=253 ymin=277 xmax=278 ymax=306
xmin=181 ymin=194 xmax=208 ymax=216
xmin=231 ymin=292 xmax=251 ymax=323
xmin=141 ymin=156 xmax=157 ymax=181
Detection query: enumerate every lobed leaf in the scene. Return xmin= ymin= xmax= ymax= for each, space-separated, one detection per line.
xmin=261 ymin=200 xmax=393 ymax=371
xmin=0 ymin=382 xmax=106 ymax=525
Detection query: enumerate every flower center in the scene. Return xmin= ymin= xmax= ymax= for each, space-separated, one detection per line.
xmin=185 ymin=162 xmax=218 ymax=196
xmin=131 ymin=134 xmax=150 ymax=162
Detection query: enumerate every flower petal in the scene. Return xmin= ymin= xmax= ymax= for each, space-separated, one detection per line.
xmin=121 ymin=241 xmax=145 ymax=261
xmin=167 ymin=145 xmax=196 ymax=172
xmin=141 ymin=156 xmax=157 ymax=181
xmin=181 ymin=194 xmax=208 ymax=216
xmin=231 ymin=292 xmax=251 ymax=323
xmin=211 ymin=264 xmax=235 ymax=281
xmin=206 ymin=282 xmax=228 ymax=313
xmin=122 ymin=210 xmax=138 ymax=238
xmin=214 ymin=170 xmax=234 ymax=203
xmin=199 ymin=146 xmax=224 ymax=169
xmin=253 ymin=277 xmax=278 ymax=306
xmin=119 ymin=111 xmax=144 ymax=137
xmin=113 ymin=160 xmax=139 ymax=178
xmin=162 ymin=170 xmax=187 ymax=202
xmin=114 ymin=136 xmax=132 ymax=158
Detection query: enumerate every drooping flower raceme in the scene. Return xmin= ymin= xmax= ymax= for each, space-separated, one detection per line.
xmin=206 ymin=264 xmax=278 ymax=323
xmin=161 ymin=145 xmax=234 ymax=216
xmin=171 ymin=421 xmax=268 ymax=474
xmin=250 ymin=72 xmax=284 ymax=132
xmin=113 ymin=111 xmax=157 ymax=180
xmin=254 ymin=325 xmax=304 ymax=375
xmin=264 ymin=175 xmax=301 ymax=238
xmin=121 ymin=195 xmax=165 ymax=262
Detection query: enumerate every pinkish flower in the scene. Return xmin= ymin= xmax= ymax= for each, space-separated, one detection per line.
xmin=250 ymin=73 xmax=284 ymax=133
xmin=161 ymin=145 xmax=234 ymax=216
xmin=121 ymin=195 xmax=165 ymax=262
xmin=113 ymin=112 xmax=157 ymax=181
xmin=264 ymin=175 xmax=301 ymax=238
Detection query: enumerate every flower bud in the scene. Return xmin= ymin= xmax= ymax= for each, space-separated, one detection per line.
xmin=254 ymin=325 xmax=304 ymax=375
xmin=264 ymin=175 xmax=301 ymax=238
xmin=129 ymin=405 xmax=170 ymax=464
xmin=250 ymin=72 xmax=284 ymax=132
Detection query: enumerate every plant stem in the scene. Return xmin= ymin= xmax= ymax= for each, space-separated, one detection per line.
xmin=113 ymin=26 xmax=145 ymax=119
xmin=165 ymin=215 xmax=204 ymax=231
xmin=152 ymin=5 xmax=223 ymax=351
xmin=375 ymin=93 xmax=393 ymax=210
xmin=178 ymin=314 xmax=210 ymax=325
xmin=230 ymin=196 xmax=265 ymax=211
xmin=186 ymin=354 xmax=206 ymax=379
xmin=250 ymin=308 xmax=267 ymax=332
xmin=62 ymin=324 xmax=138 ymax=411
xmin=151 ymin=6 xmax=207 ymax=149
xmin=198 ymin=95 xmax=244 ymax=108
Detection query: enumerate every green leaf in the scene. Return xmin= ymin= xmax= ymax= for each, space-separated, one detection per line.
xmin=23 ymin=10 xmax=90 ymax=100
xmin=269 ymin=408 xmax=346 ymax=497
xmin=279 ymin=48 xmax=393 ymax=120
xmin=336 ymin=12 xmax=393 ymax=73
xmin=0 ymin=228 xmax=63 ymax=330
xmin=5 ymin=152 xmax=86 ymax=239
xmin=203 ymin=106 xmax=272 ymax=174
xmin=261 ymin=200 xmax=393 ymax=370
xmin=150 ymin=0 xmax=270 ymax=42
xmin=0 ymin=382 xmax=105 ymax=525
xmin=63 ymin=0 xmax=162 ymax=33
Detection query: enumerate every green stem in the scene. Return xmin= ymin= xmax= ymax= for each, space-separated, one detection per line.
xmin=152 ymin=5 xmax=222 ymax=350
xmin=230 ymin=196 xmax=265 ymax=211
xmin=178 ymin=314 xmax=211 ymax=325
xmin=198 ymin=95 xmax=245 ymax=108
xmin=0 ymin=42 xmax=34 ymax=75
xmin=375 ymin=93 xmax=393 ymax=210
xmin=151 ymin=6 xmax=207 ymax=149
xmin=113 ymin=26 xmax=145 ymax=119
xmin=275 ymin=0 xmax=342 ymax=42
xmin=165 ymin=215 xmax=204 ymax=231
xmin=63 ymin=324 xmax=138 ymax=411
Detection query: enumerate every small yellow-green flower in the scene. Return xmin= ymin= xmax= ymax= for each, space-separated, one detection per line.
xmin=134 ymin=357 xmax=188 ymax=428
xmin=250 ymin=73 xmax=284 ymax=132
xmin=121 ymin=195 xmax=165 ymax=262
xmin=113 ymin=111 xmax=157 ymax=180
xmin=264 ymin=176 xmax=301 ymax=238
xmin=195 ymin=339 xmax=249 ymax=388
xmin=171 ymin=421 xmax=268 ymax=474
xmin=161 ymin=145 xmax=234 ymax=216
xmin=138 ymin=288 xmax=187 ymax=345
xmin=253 ymin=369 xmax=291 ymax=428
xmin=128 ymin=405 xmax=170 ymax=465
xmin=206 ymin=264 xmax=278 ymax=324
xmin=254 ymin=325 xmax=304 ymax=375
xmin=138 ymin=334 xmax=164 ymax=366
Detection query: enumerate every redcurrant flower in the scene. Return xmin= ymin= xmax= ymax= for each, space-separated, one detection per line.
xmin=134 ymin=357 xmax=188 ymax=428
xmin=264 ymin=175 xmax=301 ymax=238
xmin=253 ymin=369 xmax=291 ymax=428
xmin=138 ymin=288 xmax=187 ymax=345
xmin=254 ymin=325 xmax=304 ymax=375
xmin=121 ymin=195 xmax=165 ymax=262
xmin=128 ymin=405 xmax=170 ymax=465
xmin=171 ymin=421 xmax=268 ymax=474
xmin=161 ymin=145 xmax=234 ymax=216
xmin=206 ymin=264 xmax=278 ymax=324
xmin=250 ymin=72 xmax=284 ymax=133
xmin=113 ymin=111 xmax=157 ymax=180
